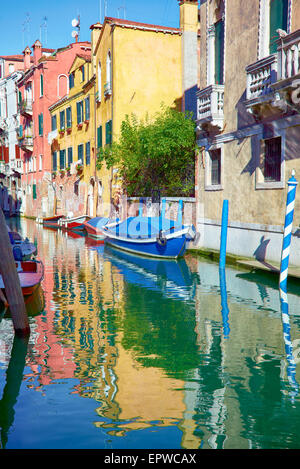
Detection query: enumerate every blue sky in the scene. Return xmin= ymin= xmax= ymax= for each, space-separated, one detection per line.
xmin=0 ymin=0 xmax=180 ymax=55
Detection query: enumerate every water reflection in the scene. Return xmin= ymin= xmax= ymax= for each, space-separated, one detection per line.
xmin=0 ymin=218 xmax=299 ymax=449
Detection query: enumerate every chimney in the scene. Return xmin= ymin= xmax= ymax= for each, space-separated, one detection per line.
xmin=23 ymin=46 xmax=32 ymax=71
xmin=32 ymin=40 xmax=42 ymax=65
xmin=90 ymin=22 xmax=102 ymax=71
xmin=179 ymin=0 xmax=198 ymax=115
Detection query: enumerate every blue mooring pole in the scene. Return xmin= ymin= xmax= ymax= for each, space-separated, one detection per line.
xmin=219 ymin=200 xmax=229 ymax=269
xmin=279 ymin=170 xmax=298 ymax=301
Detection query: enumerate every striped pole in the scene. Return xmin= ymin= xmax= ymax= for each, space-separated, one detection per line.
xmin=279 ymin=170 xmax=298 ymax=301
xmin=280 ymin=295 xmax=299 ymax=401
xmin=219 ymin=200 xmax=229 ymax=269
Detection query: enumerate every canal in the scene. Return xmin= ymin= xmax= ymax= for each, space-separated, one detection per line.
xmin=1 ymin=217 xmax=300 ymax=449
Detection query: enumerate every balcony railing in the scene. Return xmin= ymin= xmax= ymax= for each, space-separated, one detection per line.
xmin=277 ymin=29 xmax=300 ymax=81
xmin=104 ymin=82 xmax=112 ymax=97
xmin=246 ymin=54 xmax=278 ymax=102
xmin=19 ymin=135 xmax=33 ymax=152
xmin=197 ymin=84 xmax=224 ymax=131
xmin=18 ymin=99 xmax=33 ymax=117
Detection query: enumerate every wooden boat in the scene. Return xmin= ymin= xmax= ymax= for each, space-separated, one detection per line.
xmin=43 ymin=215 xmax=64 ymax=229
xmin=103 ymin=200 xmax=196 ymax=259
xmin=83 ymin=217 xmax=110 ymax=240
xmin=60 ymin=214 xmax=91 ymax=232
xmin=8 ymin=230 xmax=37 ymax=261
xmin=0 ymin=260 xmax=44 ymax=297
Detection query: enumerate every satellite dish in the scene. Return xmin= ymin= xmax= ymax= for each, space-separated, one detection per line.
xmin=71 ymin=30 xmax=78 ymax=38
xmin=72 ymin=18 xmax=79 ymax=27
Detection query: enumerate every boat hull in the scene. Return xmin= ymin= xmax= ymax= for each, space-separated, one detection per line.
xmin=105 ymin=234 xmax=187 ymax=259
xmin=60 ymin=216 xmax=91 ymax=232
xmin=43 ymin=215 xmax=64 ymax=229
xmin=83 ymin=217 xmax=109 ymax=240
xmin=0 ymin=260 xmax=44 ymax=297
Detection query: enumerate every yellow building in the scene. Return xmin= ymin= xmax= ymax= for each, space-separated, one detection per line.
xmin=48 ymin=48 xmax=97 ymax=217
xmin=92 ymin=16 xmax=183 ymax=218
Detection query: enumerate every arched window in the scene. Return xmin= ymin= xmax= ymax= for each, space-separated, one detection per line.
xmin=98 ymin=61 xmax=102 ymax=100
xmin=106 ymin=51 xmax=112 ymax=92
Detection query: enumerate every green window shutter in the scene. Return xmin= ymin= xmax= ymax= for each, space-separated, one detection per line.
xmin=52 ymin=151 xmax=57 ymax=171
xmin=19 ymin=125 xmax=23 ymax=137
xmin=68 ymin=147 xmax=73 ymax=166
xmin=66 ymin=107 xmax=72 ymax=128
xmin=38 ymin=113 xmax=43 ymax=136
xmin=214 ymin=19 xmax=225 ymax=85
xmin=97 ymin=125 xmax=102 ymax=148
xmin=269 ymin=0 xmax=289 ymax=54
xmin=77 ymin=101 xmax=83 ymax=124
xmin=85 ymin=97 xmax=90 ymax=121
xmin=78 ymin=144 xmax=83 ymax=162
xmin=85 ymin=142 xmax=90 ymax=165
xmin=59 ymin=149 xmax=65 ymax=169
xmin=60 ymin=110 xmax=65 ymax=130
xmin=40 ymin=74 xmax=44 ymax=96
xmin=105 ymin=120 xmax=112 ymax=145
xmin=33 ymin=183 xmax=37 ymax=200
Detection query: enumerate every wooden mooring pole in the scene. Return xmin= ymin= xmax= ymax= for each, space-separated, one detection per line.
xmin=0 ymin=208 xmax=29 ymax=337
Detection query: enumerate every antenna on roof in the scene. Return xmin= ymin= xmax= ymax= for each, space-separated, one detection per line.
xmin=71 ymin=15 xmax=80 ymax=42
xmin=117 ymin=6 xmax=126 ymax=19
xmin=40 ymin=16 xmax=48 ymax=46
xmin=22 ymin=13 xmax=31 ymax=49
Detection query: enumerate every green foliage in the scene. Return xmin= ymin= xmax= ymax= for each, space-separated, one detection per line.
xmin=96 ymin=105 xmax=196 ymax=197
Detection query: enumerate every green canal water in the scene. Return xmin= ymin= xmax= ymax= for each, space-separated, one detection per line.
xmin=1 ymin=217 xmax=300 ymax=449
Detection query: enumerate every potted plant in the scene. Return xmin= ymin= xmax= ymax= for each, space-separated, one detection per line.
xmin=66 ymin=166 xmax=70 ymax=175
xmin=66 ymin=126 xmax=72 ymax=134
xmin=60 ymin=169 xmax=65 ymax=177
xmin=59 ymin=128 xmax=65 ymax=137
xmin=52 ymin=171 xmax=57 ymax=179
xmin=77 ymin=122 xmax=83 ymax=130
xmin=76 ymin=164 xmax=83 ymax=175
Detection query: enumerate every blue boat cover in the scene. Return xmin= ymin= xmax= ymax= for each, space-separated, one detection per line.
xmin=87 ymin=217 xmax=110 ymax=229
xmin=105 ymin=216 xmax=184 ymax=239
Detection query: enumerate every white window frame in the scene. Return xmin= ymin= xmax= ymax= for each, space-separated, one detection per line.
xmin=254 ymin=127 xmax=285 ymax=189
xmin=205 ymin=143 xmax=224 ymax=191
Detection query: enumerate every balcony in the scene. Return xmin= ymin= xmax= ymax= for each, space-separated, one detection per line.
xmin=19 ymin=135 xmax=33 ymax=153
xmin=10 ymin=159 xmax=23 ymax=175
xmin=104 ymin=82 xmax=112 ymax=98
xmin=245 ymin=54 xmax=278 ymax=118
xmin=196 ymin=84 xmax=225 ymax=133
xmin=272 ymin=28 xmax=300 ymax=111
xmin=18 ymin=99 xmax=33 ymax=118
xmin=0 ymin=161 xmax=6 ymax=175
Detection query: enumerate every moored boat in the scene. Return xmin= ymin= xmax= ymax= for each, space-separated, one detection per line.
xmin=60 ymin=214 xmax=91 ymax=232
xmin=8 ymin=230 xmax=37 ymax=261
xmin=83 ymin=217 xmax=110 ymax=240
xmin=0 ymin=260 xmax=44 ymax=297
xmin=103 ymin=200 xmax=196 ymax=259
xmin=43 ymin=215 xmax=64 ymax=229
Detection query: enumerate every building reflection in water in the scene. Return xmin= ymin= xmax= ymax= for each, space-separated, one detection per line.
xmin=0 ymin=218 xmax=300 ymax=449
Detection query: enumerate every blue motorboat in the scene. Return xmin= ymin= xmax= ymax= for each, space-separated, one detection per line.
xmin=8 ymin=229 xmax=37 ymax=261
xmin=103 ymin=200 xmax=196 ymax=259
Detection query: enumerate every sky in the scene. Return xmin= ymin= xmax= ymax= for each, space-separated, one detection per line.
xmin=0 ymin=0 xmax=181 ymax=56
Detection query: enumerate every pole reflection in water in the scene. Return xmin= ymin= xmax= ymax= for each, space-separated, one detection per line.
xmin=0 ymin=335 xmax=29 ymax=449
xmin=219 ymin=267 xmax=230 ymax=339
xmin=279 ymin=293 xmax=299 ymax=402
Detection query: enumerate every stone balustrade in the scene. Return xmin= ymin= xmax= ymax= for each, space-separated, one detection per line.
xmin=246 ymin=54 xmax=278 ymax=101
xmin=277 ymin=29 xmax=300 ymax=81
xmin=197 ymin=84 xmax=224 ymax=131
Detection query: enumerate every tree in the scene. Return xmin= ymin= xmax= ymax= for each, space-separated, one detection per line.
xmin=96 ymin=106 xmax=196 ymax=198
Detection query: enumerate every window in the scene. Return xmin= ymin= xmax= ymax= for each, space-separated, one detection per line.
xmin=33 ymin=183 xmax=37 ymax=200
xmin=9 ymin=64 xmax=14 ymax=74
xmin=81 ymin=65 xmax=85 ymax=82
xmin=38 ymin=113 xmax=43 ymax=136
xmin=66 ymin=106 xmax=72 ymax=128
xmin=215 ymin=19 xmax=225 ymax=85
xmin=105 ymin=51 xmax=112 ymax=95
xmin=97 ymin=125 xmax=103 ymax=148
xmin=51 ymin=114 xmax=57 ymax=131
xmin=39 ymin=155 xmax=43 ymax=171
xmin=105 ymin=120 xmax=112 ymax=145
xmin=77 ymin=101 xmax=84 ymax=124
xmin=210 ymin=149 xmax=221 ymax=185
xmin=78 ymin=144 xmax=84 ymax=163
xmin=52 ymin=151 xmax=57 ymax=171
xmin=67 ymin=147 xmax=73 ymax=166
xmin=59 ymin=149 xmax=66 ymax=169
xmin=40 ymin=74 xmax=44 ymax=97
xmin=60 ymin=110 xmax=65 ymax=130
xmin=205 ymin=146 xmax=223 ymax=190
xmin=269 ymin=0 xmax=289 ymax=53
xmin=69 ymin=72 xmax=75 ymax=89
xmin=97 ymin=62 xmax=102 ymax=101
xmin=85 ymin=97 xmax=90 ymax=121
xmin=263 ymin=137 xmax=281 ymax=181
xmin=85 ymin=142 xmax=90 ymax=165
